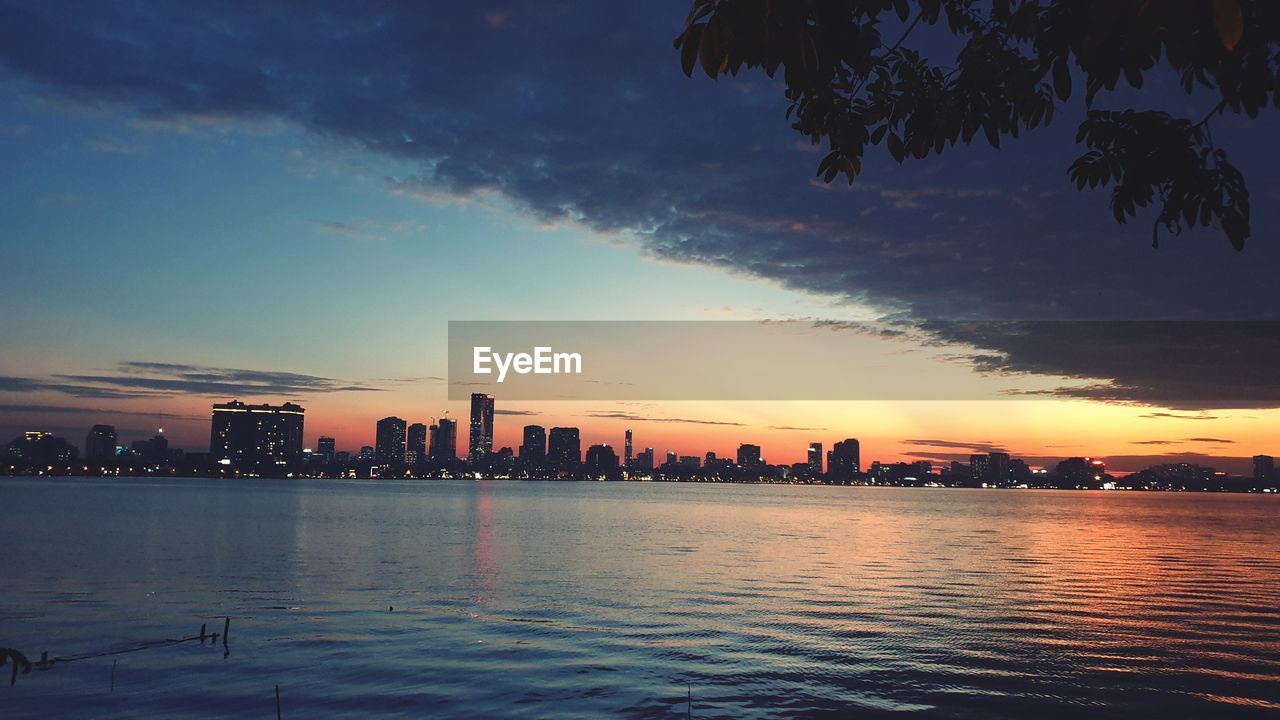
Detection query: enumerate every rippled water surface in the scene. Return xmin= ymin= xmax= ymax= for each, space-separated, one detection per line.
xmin=2 ymin=478 xmax=1278 ymax=718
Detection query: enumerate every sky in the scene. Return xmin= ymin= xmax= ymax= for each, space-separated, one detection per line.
xmin=0 ymin=1 xmax=1277 ymax=475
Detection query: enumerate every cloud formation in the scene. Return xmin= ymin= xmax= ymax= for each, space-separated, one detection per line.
xmin=1 ymin=1 xmax=1277 ymax=410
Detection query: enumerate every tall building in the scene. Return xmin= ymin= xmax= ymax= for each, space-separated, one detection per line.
xmin=210 ymin=401 xmax=305 ymax=472
xmin=407 ymin=423 xmax=428 ymax=465
xmin=316 ymin=436 xmax=336 ymax=463
xmin=737 ymin=443 xmax=762 ymax=468
xmin=665 ymin=450 xmax=678 ymax=466
xmin=430 ymin=417 xmax=457 ymax=460
xmin=521 ymin=425 xmax=546 ymax=463
xmin=679 ymin=455 xmax=700 ymax=468
xmin=807 ymin=442 xmax=823 ymax=474
xmin=1254 ymin=455 xmax=1275 ymax=482
xmin=829 ymin=438 xmax=860 ymax=481
xmin=85 ymin=424 xmax=117 ymax=461
xmin=585 ymin=444 xmax=619 ymax=472
xmin=548 ymin=427 xmax=580 ymax=471
xmin=374 ymin=416 xmax=407 ymax=470
xmin=637 ymin=447 xmax=655 ymax=471
xmin=969 ymin=453 xmax=990 ymax=482
xmin=358 ymin=445 xmax=374 ymax=461
xmin=987 ymin=451 xmax=1011 ymax=483
xmin=705 ymin=451 xmax=716 ymax=466
xmin=469 ymin=393 xmax=494 ymax=463
xmin=624 ymin=429 xmax=633 ymax=466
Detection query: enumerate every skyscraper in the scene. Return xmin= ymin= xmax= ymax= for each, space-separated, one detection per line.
xmin=430 ymin=417 xmax=458 ymax=461
xmin=829 ymin=438 xmax=860 ymax=481
xmin=375 ymin=416 xmax=407 ymax=471
xmin=521 ymin=425 xmax=546 ymax=463
xmin=210 ymin=401 xmax=304 ymax=472
xmin=1254 ymin=455 xmax=1275 ymax=483
xmin=548 ymin=427 xmax=580 ymax=471
xmin=585 ymin=444 xmax=619 ymax=472
xmin=736 ymin=443 xmax=762 ymax=468
xmin=469 ymin=393 xmax=494 ymax=463
xmin=406 ymin=423 xmax=428 ymax=465
xmin=969 ymin=454 xmax=990 ymax=482
xmin=807 ymin=442 xmax=823 ymax=474
xmin=624 ymin=428 xmax=633 ymax=466
xmin=987 ymin=451 xmax=1011 ymax=484
xmin=637 ymin=447 xmax=655 ymax=471
xmin=85 ymin=424 xmax=117 ymax=461
xmin=316 ymin=436 xmax=336 ymax=463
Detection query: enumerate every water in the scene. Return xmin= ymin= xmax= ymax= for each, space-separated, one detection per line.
xmin=1 ymin=478 xmax=1278 ymax=718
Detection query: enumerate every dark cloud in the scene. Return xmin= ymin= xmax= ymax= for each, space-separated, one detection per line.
xmin=586 ymin=411 xmax=745 ymax=427
xmin=1140 ymin=412 xmax=1220 ymax=421
xmin=1185 ymin=437 xmax=1235 ymax=444
xmin=1 ymin=362 xmax=384 ymax=400
xmin=768 ymin=425 xmax=828 ymax=432
xmin=1131 ymin=440 xmax=1177 ymax=446
xmin=913 ymin=321 xmax=1280 ymax=410
xmin=2 ymin=0 xmax=1278 ymax=412
xmin=493 ymin=409 xmax=537 ymax=416
xmin=903 ymin=438 xmax=1009 ymax=454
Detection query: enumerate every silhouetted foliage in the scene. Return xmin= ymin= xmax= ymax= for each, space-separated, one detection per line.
xmin=674 ymin=0 xmax=1279 ymax=250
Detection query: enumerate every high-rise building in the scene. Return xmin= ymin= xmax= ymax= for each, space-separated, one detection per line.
xmin=548 ymin=427 xmax=580 ymax=471
xmin=737 ymin=443 xmax=762 ymax=468
xmin=374 ymin=416 xmax=407 ymax=470
xmin=807 ymin=442 xmax=823 ymax=474
xmin=705 ymin=451 xmax=716 ymax=466
xmin=132 ymin=434 xmax=168 ymax=461
xmin=1254 ymin=455 xmax=1275 ymax=482
xmin=585 ymin=444 xmax=619 ymax=472
xmin=85 ymin=424 xmax=117 ymax=461
xmin=316 ymin=436 xmax=336 ymax=463
xmin=407 ymin=423 xmax=428 ymax=465
xmin=210 ymin=401 xmax=305 ymax=472
xmin=665 ymin=450 xmax=678 ymax=466
xmin=987 ymin=451 xmax=1011 ymax=483
xmin=521 ymin=425 xmax=546 ymax=463
xmin=5 ymin=431 xmax=77 ymax=465
xmin=829 ymin=438 xmax=860 ymax=481
xmin=969 ymin=454 xmax=990 ymax=481
xmin=637 ymin=447 xmax=655 ymax=471
xmin=469 ymin=393 xmax=494 ymax=463
xmin=358 ymin=445 xmax=374 ymax=461
xmin=624 ymin=429 xmax=633 ymax=466
xmin=679 ymin=455 xmax=700 ymax=468
xmin=430 ymin=417 xmax=458 ymax=461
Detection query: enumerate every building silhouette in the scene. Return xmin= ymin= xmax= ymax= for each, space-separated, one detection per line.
xmin=375 ymin=416 xmax=407 ymax=471
xmin=548 ymin=427 xmax=580 ymax=471
xmin=586 ymin=444 xmax=619 ymax=472
xmin=430 ymin=417 xmax=457 ymax=461
xmin=210 ymin=401 xmax=305 ymax=472
xmin=636 ymin=447 xmax=654 ymax=471
xmin=1254 ymin=455 xmax=1275 ymax=482
xmin=85 ymin=424 xmax=117 ymax=461
xmin=407 ymin=423 xmax=428 ymax=465
xmin=469 ymin=393 xmax=494 ymax=463
xmin=521 ymin=425 xmax=546 ymax=463
xmin=807 ymin=442 xmax=823 ymax=474
xmin=737 ymin=443 xmax=762 ymax=469
xmin=829 ymin=438 xmax=860 ymax=481
xmin=5 ymin=431 xmax=77 ymax=466
xmin=316 ymin=436 xmax=336 ymax=463
xmin=624 ymin=429 xmax=633 ymax=466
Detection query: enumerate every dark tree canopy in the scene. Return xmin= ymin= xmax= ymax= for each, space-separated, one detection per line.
xmin=674 ymin=0 xmax=1280 ymax=250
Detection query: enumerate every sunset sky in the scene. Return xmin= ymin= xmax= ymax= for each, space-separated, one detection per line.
xmin=1 ymin=1 xmax=1278 ymax=474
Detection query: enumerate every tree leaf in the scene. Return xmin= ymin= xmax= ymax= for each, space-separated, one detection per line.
xmin=1213 ymin=0 xmax=1244 ymax=52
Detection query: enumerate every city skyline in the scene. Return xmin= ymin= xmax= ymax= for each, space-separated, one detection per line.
xmin=5 ymin=391 xmax=1277 ymax=480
